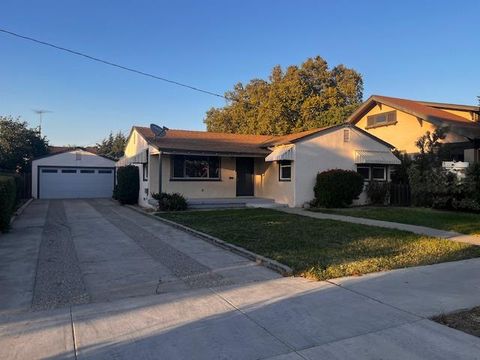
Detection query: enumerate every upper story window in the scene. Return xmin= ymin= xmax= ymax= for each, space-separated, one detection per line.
xmin=366 ymin=111 xmax=397 ymax=129
xmin=171 ymin=155 xmax=220 ymax=180
xmin=279 ymin=160 xmax=292 ymax=181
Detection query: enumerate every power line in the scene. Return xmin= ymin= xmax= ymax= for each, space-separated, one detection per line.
xmin=0 ymin=28 xmax=228 ymax=100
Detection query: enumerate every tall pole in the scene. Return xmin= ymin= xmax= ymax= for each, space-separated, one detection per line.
xmin=32 ymin=109 xmax=52 ymax=136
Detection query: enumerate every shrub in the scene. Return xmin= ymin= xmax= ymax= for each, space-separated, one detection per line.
xmin=312 ymin=169 xmax=364 ymax=208
xmin=152 ymin=192 xmax=188 ymax=211
xmin=115 ymin=165 xmax=139 ymax=205
xmin=366 ymin=181 xmax=389 ymax=205
xmin=0 ymin=176 xmax=17 ymax=232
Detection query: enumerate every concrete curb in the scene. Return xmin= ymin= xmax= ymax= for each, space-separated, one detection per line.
xmin=125 ymin=205 xmax=293 ymax=276
xmin=10 ymin=198 xmax=33 ymax=226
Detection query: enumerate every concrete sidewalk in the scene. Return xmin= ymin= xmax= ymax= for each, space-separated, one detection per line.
xmin=280 ymin=207 xmax=480 ymax=245
xmin=1 ymin=258 xmax=480 ymax=359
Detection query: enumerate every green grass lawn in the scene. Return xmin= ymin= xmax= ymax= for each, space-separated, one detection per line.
xmin=310 ymin=207 xmax=480 ymax=235
xmin=158 ymin=208 xmax=480 ymax=281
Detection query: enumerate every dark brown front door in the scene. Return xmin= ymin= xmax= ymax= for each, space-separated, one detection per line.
xmin=236 ymin=157 xmax=254 ymax=196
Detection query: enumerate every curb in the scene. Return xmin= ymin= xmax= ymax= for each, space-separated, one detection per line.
xmin=125 ymin=205 xmax=293 ymax=276
xmin=10 ymin=198 xmax=33 ymax=226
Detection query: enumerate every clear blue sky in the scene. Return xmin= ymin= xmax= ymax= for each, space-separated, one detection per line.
xmin=1 ymin=0 xmax=479 ymax=146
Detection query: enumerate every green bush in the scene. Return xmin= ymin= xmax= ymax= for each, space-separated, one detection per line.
xmin=366 ymin=181 xmax=389 ymax=205
xmin=152 ymin=192 xmax=188 ymax=211
xmin=0 ymin=176 xmax=17 ymax=232
xmin=312 ymin=169 xmax=364 ymax=208
xmin=115 ymin=165 xmax=139 ymax=205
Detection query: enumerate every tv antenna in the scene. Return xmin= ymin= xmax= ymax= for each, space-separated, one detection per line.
xmin=150 ymin=123 xmax=169 ymax=138
xmin=32 ymin=109 xmax=52 ymax=135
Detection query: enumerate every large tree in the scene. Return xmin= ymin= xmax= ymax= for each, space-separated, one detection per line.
xmin=0 ymin=116 xmax=49 ymax=173
xmin=96 ymin=131 xmax=127 ymax=160
xmin=204 ymin=56 xmax=363 ymax=135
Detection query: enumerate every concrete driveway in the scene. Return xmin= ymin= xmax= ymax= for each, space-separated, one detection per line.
xmin=1 ymin=200 xmax=480 ymax=359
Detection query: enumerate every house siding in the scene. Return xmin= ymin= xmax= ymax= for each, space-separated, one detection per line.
xmin=355 ymin=104 xmax=465 ymax=153
xmin=293 ymin=127 xmax=394 ymax=207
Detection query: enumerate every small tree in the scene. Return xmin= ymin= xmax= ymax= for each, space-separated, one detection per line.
xmin=0 ymin=116 xmax=49 ymax=173
xmin=115 ymin=165 xmax=139 ymax=205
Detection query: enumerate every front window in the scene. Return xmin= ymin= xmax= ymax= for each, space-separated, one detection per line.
xmin=357 ymin=166 xmax=370 ymax=180
xmin=279 ymin=160 xmax=292 ymax=181
xmin=171 ymin=155 xmax=220 ymax=180
xmin=372 ymin=166 xmax=386 ymax=181
xmin=357 ymin=165 xmax=387 ymax=181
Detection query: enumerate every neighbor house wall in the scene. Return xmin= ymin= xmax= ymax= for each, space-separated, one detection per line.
xmin=32 ymin=150 xmax=115 ymax=198
xmin=355 ymin=104 xmax=466 ymax=153
xmin=161 ymin=154 xmax=237 ymax=198
xmin=293 ymin=127 xmax=394 ymax=207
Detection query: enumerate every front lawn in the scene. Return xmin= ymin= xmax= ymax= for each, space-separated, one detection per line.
xmin=311 ymin=207 xmax=480 ymax=235
xmin=158 ymin=208 xmax=480 ymax=280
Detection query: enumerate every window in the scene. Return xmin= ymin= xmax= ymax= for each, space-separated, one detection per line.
xmin=42 ymin=169 xmax=57 ymax=173
xmin=372 ymin=166 xmax=386 ymax=181
xmin=343 ymin=129 xmax=350 ymax=142
xmin=366 ymin=111 xmax=397 ymax=128
xmin=80 ymin=169 xmax=94 ymax=174
xmin=143 ymin=163 xmax=148 ymax=181
xmin=171 ymin=155 xmax=220 ymax=180
xmin=61 ymin=169 xmax=76 ymax=173
xmin=357 ymin=166 xmax=370 ymax=180
xmin=98 ymin=169 xmax=112 ymax=174
xmin=279 ymin=160 xmax=292 ymax=181
xmin=357 ymin=165 xmax=387 ymax=181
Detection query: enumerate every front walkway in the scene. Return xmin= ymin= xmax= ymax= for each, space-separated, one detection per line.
xmin=280 ymin=207 xmax=480 ymax=245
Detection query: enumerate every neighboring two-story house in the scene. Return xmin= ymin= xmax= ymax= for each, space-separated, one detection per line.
xmin=348 ymin=95 xmax=480 ymax=162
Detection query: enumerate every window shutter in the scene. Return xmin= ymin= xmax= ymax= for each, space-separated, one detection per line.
xmin=367 ymin=116 xmax=374 ymax=127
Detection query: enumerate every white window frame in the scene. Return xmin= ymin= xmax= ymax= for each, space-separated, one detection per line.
xmin=372 ymin=166 xmax=387 ymax=181
xmin=279 ymin=161 xmax=292 ymax=181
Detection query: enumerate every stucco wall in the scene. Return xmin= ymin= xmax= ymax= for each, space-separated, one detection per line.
xmin=124 ymin=129 xmax=149 ymax=157
xmin=161 ymin=155 xmax=237 ymax=198
xmin=32 ymin=150 xmax=115 ymax=198
xmin=254 ymin=158 xmax=294 ymax=206
xmin=293 ymin=127 xmax=394 ymax=207
xmin=355 ymin=104 xmax=466 ymax=153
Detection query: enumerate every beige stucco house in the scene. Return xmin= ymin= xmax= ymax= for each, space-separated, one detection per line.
xmin=117 ymin=124 xmax=400 ymax=208
xmin=348 ymin=95 xmax=480 ymax=162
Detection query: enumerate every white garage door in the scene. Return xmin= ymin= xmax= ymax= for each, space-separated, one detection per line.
xmin=39 ymin=167 xmax=115 ymax=199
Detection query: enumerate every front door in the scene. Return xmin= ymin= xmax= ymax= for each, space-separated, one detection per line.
xmin=236 ymin=157 xmax=254 ymax=196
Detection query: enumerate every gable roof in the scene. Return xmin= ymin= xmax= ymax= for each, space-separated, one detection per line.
xmin=33 ymin=146 xmax=114 ymax=161
xmin=348 ymin=95 xmax=480 ymax=138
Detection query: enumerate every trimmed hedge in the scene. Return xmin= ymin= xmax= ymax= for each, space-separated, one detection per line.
xmin=312 ymin=169 xmax=364 ymax=208
xmin=115 ymin=165 xmax=139 ymax=205
xmin=0 ymin=176 xmax=17 ymax=232
xmin=152 ymin=192 xmax=188 ymax=211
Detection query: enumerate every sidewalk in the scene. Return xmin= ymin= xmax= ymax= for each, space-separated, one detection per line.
xmin=280 ymin=207 xmax=480 ymax=245
xmin=1 ymin=258 xmax=480 ymax=359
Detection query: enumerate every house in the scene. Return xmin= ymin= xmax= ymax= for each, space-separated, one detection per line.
xmin=348 ymin=95 xmax=480 ymax=162
xmin=117 ymin=124 xmax=400 ymax=208
xmin=32 ymin=147 xmax=116 ymax=199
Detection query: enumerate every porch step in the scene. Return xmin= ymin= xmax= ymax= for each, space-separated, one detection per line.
xmin=187 ymin=198 xmax=286 ymax=210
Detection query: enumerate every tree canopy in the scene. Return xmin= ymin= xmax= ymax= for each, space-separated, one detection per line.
xmin=95 ymin=131 xmax=127 ymax=160
xmin=204 ymin=56 xmax=363 ymax=135
xmin=0 ymin=116 xmax=49 ymax=173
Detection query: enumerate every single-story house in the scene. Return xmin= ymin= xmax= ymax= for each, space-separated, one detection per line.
xmin=348 ymin=95 xmax=480 ymax=162
xmin=117 ymin=124 xmax=401 ymax=208
xmin=32 ymin=147 xmax=116 ymax=199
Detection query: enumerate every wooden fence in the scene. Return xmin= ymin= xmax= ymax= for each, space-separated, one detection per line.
xmin=389 ymin=183 xmax=411 ymax=206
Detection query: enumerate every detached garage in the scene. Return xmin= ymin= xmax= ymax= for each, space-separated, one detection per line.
xmin=32 ymin=147 xmax=116 ymax=199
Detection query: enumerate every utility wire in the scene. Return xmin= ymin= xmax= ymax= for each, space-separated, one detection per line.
xmin=0 ymin=28 xmax=228 ymax=100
